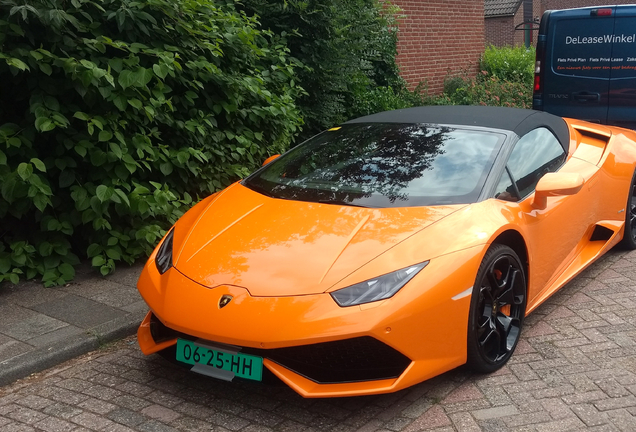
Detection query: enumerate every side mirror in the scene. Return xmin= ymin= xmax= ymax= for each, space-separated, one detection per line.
xmin=532 ymin=172 xmax=585 ymax=210
xmin=262 ymin=154 xmax=281 ymax=166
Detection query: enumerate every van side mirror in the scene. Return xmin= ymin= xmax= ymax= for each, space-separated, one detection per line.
xmin=532 ymin=172 xmax=585 ymax=210
xmin=262 ymin=154 xmax=280 ymax=166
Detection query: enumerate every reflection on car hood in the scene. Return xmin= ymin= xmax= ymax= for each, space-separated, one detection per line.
xmin=173 ymin=183 xmax=465 ymax=296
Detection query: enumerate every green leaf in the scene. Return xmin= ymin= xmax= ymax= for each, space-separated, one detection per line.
xmin=133 ymin=67 xmax=153 ymax=87
xmin=46 ymin=217 xmax=61 ymax=231
xmin=100 ymin=265 xmax=111 ymax=276
xmin=38 ymin=242 xmax=54 ymax=257
xmin=43 ymin=255 xmax=61 ymax=269
xmin=128 ymin=99 xmax=142 ymax=109
xmin=44 ymin=96 xmax=59 ymax=111
xmin=86 ymin=243 xmax=101 ymax=257
xmin=153 ymin=63 xmax=169 ymax=79
xmin=12 ymin=251 xmax=27 ymax=266
xmin=109 ymin=58 xmax=123 ymax=73
xmin=95 ymin=185 xmax=113 ymax=202
xmin=0 ymin=150 xmax=6 ymax=165
xmin=80 ymin=59 xmax=95 ymax=70
xmin=91 ymin=118 xmax=104 ymax=130
xmin=76 ymin=197 xmax=90 ymax=211
xmin=74 ymin=145 xmax=87 ymax=157
xmin=33 ymin=194 xmax=50 ymax=212
xmin=35 ymin=117 xmax=55 ymax=132
xmin=114 ymin=189 xmax=130 ymax=207
xmin=106 ymin=248 xmax=121 ymax=260
xmin=9 ymin=273 xmax=19 ymax=284
xmin=113 ymin=95 xmax=127 ymax=111
xmin=1 ymin=177 xmax=17 ymax=202
xmin=159 ymin=162 xmax=173 ymax=175
xmin=109 ymin=142 xmax=123 ymax=159
xmin=114 ymin=164 xmax=129 ymax=180
xmin=58 ymin=263 xmax=75 ymax=280
xmin=39 ymin=63 xmax=52 ymax=76
xmin=118 ymin=70 xmax=136 ymax=89
xmin=98 ymin=130 xmax=113 ymax=142
xmin=6 ymin=57 xmax=29 ymax=71
xmin=0 ymin=257 xmax=10 ymax=273
xmin=74 ymin=111 xmax=90 ymax=121
xmin=17 ymin=162 xmax=33 ymax=180
xmin=92 ymin=255 xmax=106 ymax=267
xmin=81 ymin=209 xmax=95 ymax=224
xmin=176 ymin=152 xmax=189 ymax=164
xmin=30 ymin=158 xmax=46 ymax=172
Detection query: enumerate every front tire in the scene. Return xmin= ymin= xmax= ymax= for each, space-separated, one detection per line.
xmin=620 ymin=169 xmax=636 ymax=250
xmin=467 ymin=244 xmax=526 ymax=373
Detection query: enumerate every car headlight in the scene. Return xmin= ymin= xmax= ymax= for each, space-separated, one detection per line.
xmin=330 ymin=262 xmax=429 ymax=307
xmin=155 ymin=228 xmax=175 ymax=274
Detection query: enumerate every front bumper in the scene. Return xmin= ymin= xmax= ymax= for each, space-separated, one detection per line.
xmin=136 ymin=246 xmax=481 ymax=397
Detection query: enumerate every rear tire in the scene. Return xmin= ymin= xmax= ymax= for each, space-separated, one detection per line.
xmin=467 ymin=244 xmax=526 ymax=373
xmin=619 ymin=169 xmax=636 ymax=250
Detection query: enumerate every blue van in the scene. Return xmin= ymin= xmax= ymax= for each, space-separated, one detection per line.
xmin=532 ymin=5 xmax=636 ymax=129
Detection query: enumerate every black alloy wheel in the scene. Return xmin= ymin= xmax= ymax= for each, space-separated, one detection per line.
xmin=620 ymin=169 xmax=636 ymax=250
xmin=467 ymin=244 xmax=526 ymax=373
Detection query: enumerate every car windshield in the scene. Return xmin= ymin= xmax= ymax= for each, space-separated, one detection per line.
xmin=244 ymin=123 xmax=505 ymax=208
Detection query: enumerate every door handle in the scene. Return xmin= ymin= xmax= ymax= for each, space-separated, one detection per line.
xmin=571 ymin=92 xmax=600 ymax=102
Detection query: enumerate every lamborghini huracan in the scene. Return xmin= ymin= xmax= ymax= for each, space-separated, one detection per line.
xmin=136 ymin=106 xmax=636 ymax=397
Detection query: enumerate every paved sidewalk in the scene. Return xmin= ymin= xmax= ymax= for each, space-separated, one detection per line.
xmin=0 ymin=263 xmax=146 ymax=386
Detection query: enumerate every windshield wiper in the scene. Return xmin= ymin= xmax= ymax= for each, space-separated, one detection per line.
xmin=317 ymin=199 xmax=370 ymax=208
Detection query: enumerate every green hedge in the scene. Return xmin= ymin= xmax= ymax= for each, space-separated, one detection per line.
xmin=240 ymin=0 xmax=408 ymax=140
xmin=0 ymin=0 xmax=301 ymax=286
xmin=440 ymin=45 xmax=535 ymax=108
xmin=481 ymin=45 xmax=535 ymax=86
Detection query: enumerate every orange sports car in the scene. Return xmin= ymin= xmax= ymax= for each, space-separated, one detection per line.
xmin=136 ymin=106 xmax=636 ymax=398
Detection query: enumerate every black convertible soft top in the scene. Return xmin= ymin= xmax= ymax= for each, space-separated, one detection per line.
xmin=345 ymin=106 xmax=570 ymax=151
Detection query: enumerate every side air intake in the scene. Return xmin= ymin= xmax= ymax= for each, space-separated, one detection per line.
xmin=590 ymin=225 xmax=614 ymax=242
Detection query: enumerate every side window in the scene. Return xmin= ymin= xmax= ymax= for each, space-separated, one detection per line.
xmin=494 ymin=168 xmax=517 ymax=202
xmin=494 ymin=128 xmax=566 ymax=201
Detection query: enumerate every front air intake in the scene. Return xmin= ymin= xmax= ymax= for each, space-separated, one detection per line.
xmin=147 ymin=313 xmax=411 ymax=384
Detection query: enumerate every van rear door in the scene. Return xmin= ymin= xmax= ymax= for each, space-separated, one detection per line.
xmin=541 ymin=7 xmax=614 ymax=123
xmin=607 ymin=6 xmax=636 ymax=129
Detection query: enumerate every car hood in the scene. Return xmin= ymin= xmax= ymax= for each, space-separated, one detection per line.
xmin=173 ymin=183 xmax=465 ymax=296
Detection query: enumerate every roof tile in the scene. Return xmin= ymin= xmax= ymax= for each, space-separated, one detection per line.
xmin=485 ymin=0 xmax=523 ymax=17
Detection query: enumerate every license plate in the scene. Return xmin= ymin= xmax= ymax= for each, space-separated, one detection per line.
xmin=176 ymin=339 xmax=263 ymax=381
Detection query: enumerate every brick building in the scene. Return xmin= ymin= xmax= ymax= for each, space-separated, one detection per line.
xmin=485 ymin=0 xmax=541 ymax=47
xmin=485 ymin=0 xmax=636 ymax=47
xmin=393 ymin=0 xmax=485 ymax=93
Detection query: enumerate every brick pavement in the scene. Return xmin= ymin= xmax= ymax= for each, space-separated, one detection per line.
xmin=1 ymin=249 xmax=636 ymax=431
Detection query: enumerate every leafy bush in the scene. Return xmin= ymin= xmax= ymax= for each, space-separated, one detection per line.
xmin=441 ymin=72 xmax=532 ymax=108
xmin=0 ymin=0 xmax=301 ymax=286
xmin=351 ymin=84 xmax=434 ymax=117
xmin=240 ymin=0 xmax=405 ymax=140
xmin=440 ymin=45 xmax=536 ymax=109
xmin=480 ymin=45 xmax=535 ymax=86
